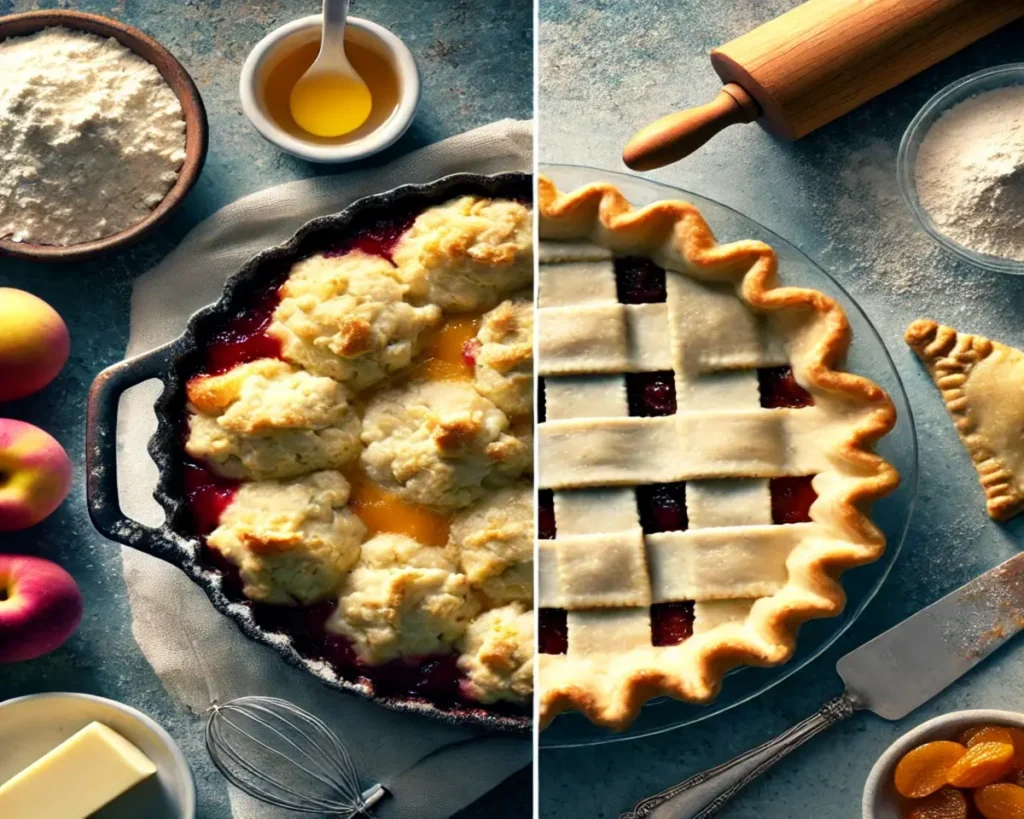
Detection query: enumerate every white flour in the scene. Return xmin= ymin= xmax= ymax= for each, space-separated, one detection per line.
xmin=0 ymin=27 xmax=187 ymax=247
xmin=915 ymin=85 xmax=1024 ymax=262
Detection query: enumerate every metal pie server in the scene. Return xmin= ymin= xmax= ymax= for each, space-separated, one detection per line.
xmin=620 ymin=551 xmax=1024 ymax=819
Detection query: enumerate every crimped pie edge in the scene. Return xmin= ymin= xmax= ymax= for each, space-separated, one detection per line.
xmin=537 ymin=176 xmax=900 ymax=730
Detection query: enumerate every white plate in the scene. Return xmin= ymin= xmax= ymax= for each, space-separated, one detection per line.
xmin=0 ymin=692 xmax=195 ymax=819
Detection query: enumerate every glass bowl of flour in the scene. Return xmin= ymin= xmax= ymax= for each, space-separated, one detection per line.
xmin=898 ymin=64 xmax=1024 ymax=275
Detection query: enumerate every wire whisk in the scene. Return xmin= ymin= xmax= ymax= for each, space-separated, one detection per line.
xmin=206 ymin=696 xmax=386 ymax=816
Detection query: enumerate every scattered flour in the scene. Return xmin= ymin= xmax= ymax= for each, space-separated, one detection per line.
xmin=0 ymin=27 xmax=187 ymax=247
xmin=915 ymin=85 xmax=1024 ymax=262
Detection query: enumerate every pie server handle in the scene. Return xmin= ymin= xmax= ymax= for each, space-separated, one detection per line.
xmin=86 ymin=341 xmax=186 ymax=565
xmin=618 ymin=693 xmax=862 ymax=819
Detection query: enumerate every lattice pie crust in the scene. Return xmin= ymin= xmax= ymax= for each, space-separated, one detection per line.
xmin=537 ymin=176 xmax=899 ymax=730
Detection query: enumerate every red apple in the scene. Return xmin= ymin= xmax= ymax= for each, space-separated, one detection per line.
xmin=0 ymin=555 xmax=83 ymax=662
xmin=0 ymin=419 xmax=73 ymax=531
xmin=0 ymin=288 xmax=70 ymax=403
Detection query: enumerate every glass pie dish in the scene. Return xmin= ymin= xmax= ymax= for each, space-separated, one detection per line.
xmin=538 ymin=164 xmax=918 ymax=748
xmin=85 ymin=172 xmax=533 ymax=733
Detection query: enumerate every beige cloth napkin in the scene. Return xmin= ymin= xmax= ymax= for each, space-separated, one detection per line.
xmin=115 ymin=119 xmax=533 ymax=819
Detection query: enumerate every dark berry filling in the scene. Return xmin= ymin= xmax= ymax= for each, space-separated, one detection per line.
xmin=615 ymin=256 xmax=667 ymax=304
xmin=538 ymin=489 xmax=556 ymax=540
xmin=202 ymin=286 xmax=284 ymax=376
xmin=183 ymin=461 xmax=239 ymax=535
xmin=626 ymin=371 xmax=677 ymax=417
xmin=538 ymin=377 xmax=546 ymax=423
xmin=758 ymin=366 xmax=814 ymax=409
xmin=636 ymin=482 xmax=688 ymax=533
xmin=325 ymin=212 xmax=415 ymax=262
xmin=539 ymin=608 xmax=568 ymax=655
xmin=250 ymin=601 xmax=469 ymax=704
xmin=461 ymin=338 xmax=481 ymax=368
xmin=651 ymin=601 xmax=695 ymax=646
xmin=770 ymin=476 xmax=817 ymax=524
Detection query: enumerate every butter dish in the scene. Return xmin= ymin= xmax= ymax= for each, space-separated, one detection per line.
xmin=0 ymin=693 xmax=194 ymax=819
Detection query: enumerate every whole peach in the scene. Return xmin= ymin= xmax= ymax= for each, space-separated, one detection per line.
xmin=0 ymin=554 xmax=83 ymax=662
xmin=0 ymin=419 xmax=72 ymax=531
xmin=0 ymin=288 xmax=70 ymax=402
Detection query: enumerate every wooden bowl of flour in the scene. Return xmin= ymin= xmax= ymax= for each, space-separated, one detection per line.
xmin=0 ymin=11 xmax=208 ymax=262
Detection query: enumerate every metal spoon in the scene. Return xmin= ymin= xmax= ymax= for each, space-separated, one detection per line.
xmin=289 ymin=0 xmax=372 ymax=138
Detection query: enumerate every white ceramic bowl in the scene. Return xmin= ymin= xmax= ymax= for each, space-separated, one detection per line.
xmin=863 ymin=709 xmax=1024 ymax=818
xmin=239 ymin=15 xmax=419 ymax=163
xmin=0 ymin=692 xmax=196 ymax=819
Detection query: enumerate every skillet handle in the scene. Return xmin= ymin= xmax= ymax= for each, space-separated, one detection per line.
xmin=86 ymin=342 xmax=181 ymax=563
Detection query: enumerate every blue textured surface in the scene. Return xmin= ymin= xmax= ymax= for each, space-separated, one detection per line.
xmin=0 ymin=1 xmax=531 ymax=816
xmin=539 ymin=2 xmax=1024 ymax=817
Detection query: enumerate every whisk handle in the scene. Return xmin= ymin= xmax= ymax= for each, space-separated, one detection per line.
xmin=360 ymin=784 xmax=387 ymax=812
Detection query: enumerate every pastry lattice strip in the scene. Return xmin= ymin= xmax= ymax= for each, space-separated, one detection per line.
xmin=538 ymin=239 xmax=813 ymax=650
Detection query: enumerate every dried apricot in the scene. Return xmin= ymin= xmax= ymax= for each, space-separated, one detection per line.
xmin=904 ymin=787 xmax=969 ymax=819
xmin=896 ymin=742 xmax=969 ymax=798
xmin=975 ymin=783 xmax=1024 ymax=819
xmin=948 ymin=743 xmax=1016 ymax=788
xmin=961 ymin=728 xmax=1018 ymax=750
xmin=1004 ymin=729 xmax=1024 ymax=769
xmin=962 ymin=727 xmax=990 ymax=745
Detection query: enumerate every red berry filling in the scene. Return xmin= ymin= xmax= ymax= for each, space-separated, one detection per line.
xmin=539 ymin=608 xmax=568 ymax=654
xmin=250 ymin=602 xmax=468 ymax=703
xmin=615 ymin=256 xmax=667 ymax=304
xmin=202 ymin=286 xmax=284 ymax=376
xmin=651 ymin=601 xmax=695 ymax=646
xmin=461 ymin=338 xmax=481 ymax=368
xmin=626 ymin=371 xmax=677 ymax=417
xmin=770 ymin=476 xmax=817 ymax=524
xmin=538 ymin=489 xmax=556 ymax=539
xmin=636 ymin=482 xmax=688 ymax=533
xmin=758 ymin=366 xmax=814 ymax=409
xmin=183 ymin=461 xmax=239 ymax=535
xmin=325 ymin=213 xmax=415 ymax=262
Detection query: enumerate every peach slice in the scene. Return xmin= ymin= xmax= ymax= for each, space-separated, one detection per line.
xmin=416 ymin=316 xmax=481 ymax=382
xmin=346 ymin=469 xmax=451 ymax=547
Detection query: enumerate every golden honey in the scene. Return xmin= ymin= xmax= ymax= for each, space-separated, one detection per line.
xmin=261 ymin=37 xmax=400 ymax=145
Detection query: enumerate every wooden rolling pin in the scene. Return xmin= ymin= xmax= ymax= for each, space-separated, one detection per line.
xmin=623 ymin=0 xmax=1024 ymax=171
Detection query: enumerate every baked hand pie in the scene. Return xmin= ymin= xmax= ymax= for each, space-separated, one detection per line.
xmin=536 ymin=176 xmax=899 ymax=730
xmin=906 ymin=319 xmax=1024 ymax=522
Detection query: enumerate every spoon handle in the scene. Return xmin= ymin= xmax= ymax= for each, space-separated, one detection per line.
xmin=617 ymin=693 xmax=861 ymax=819
xmin=321 ymin=0 xmax=350 ymax=53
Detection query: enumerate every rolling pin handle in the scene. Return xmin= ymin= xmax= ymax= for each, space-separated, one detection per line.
xmin=622 ymin=83 xmax=761 ymax=171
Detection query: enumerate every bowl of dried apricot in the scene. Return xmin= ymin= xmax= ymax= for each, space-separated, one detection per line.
xmin=864 ymin=710 xmax=1024 ymax=819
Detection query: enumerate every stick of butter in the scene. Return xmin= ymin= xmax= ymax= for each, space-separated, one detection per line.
xmin=0 ymin=721 xmax=158 ymax=819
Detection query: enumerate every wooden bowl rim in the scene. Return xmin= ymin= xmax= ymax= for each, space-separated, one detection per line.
xmin=0 ymin=10 xmax=209 ymax=262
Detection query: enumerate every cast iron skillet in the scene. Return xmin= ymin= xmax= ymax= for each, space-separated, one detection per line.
xmin=85 ymin=172 xmax=532 ymax=733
